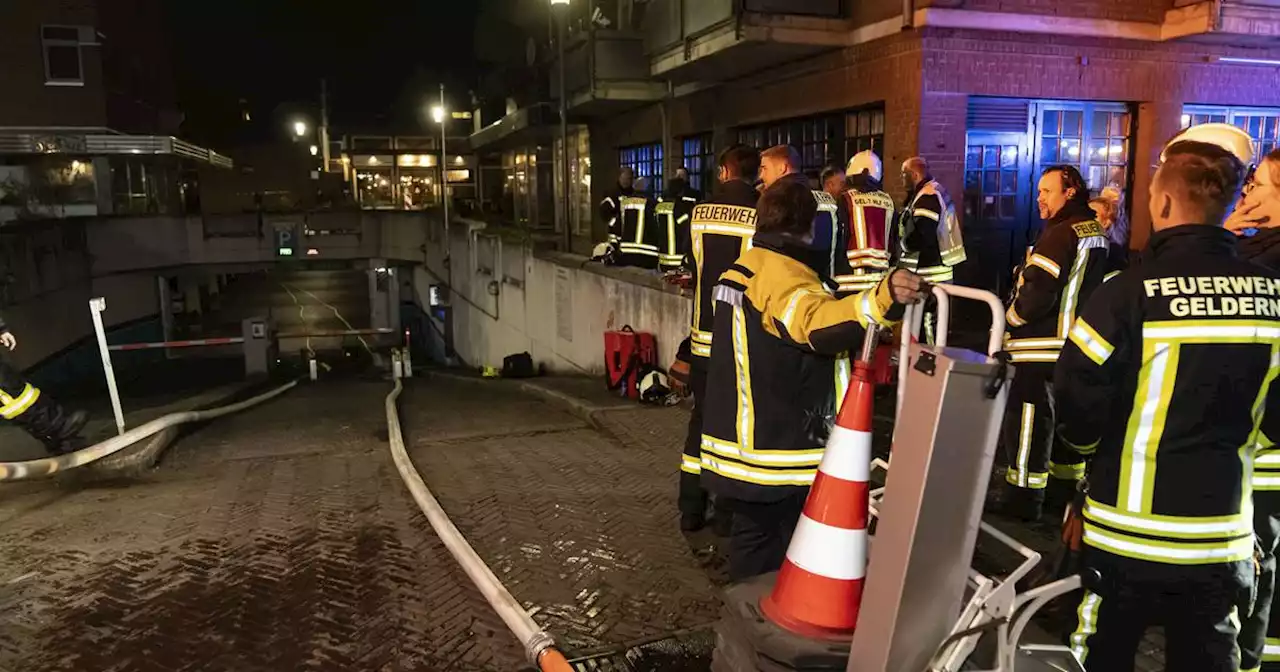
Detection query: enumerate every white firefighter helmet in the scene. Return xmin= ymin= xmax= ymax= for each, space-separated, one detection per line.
xmin=1161 ymin=123 xmax=1254 ymax=167
xmin=638 ymin=368 xmax=672 ymax=404
xmin=591 ymin=241 xmax=618 ymax=264
xmin=846 ymin=150 xmax=883 ymax=183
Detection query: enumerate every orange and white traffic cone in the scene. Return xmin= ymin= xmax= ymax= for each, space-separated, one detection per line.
xmin=760 ymin=359 xmax=874 ymax=639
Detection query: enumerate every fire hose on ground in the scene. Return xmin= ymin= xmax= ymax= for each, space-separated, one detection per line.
xmin=384 ymin=378 xmax=573 ymax=672
xmin=0 ymin=378 xmax=301 ymax=482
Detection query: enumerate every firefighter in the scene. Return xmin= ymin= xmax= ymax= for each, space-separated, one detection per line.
xmin=820 ymin=166 xmax=846 ymax=202
xmin=617 ymin=177 xmax=661 ymax=269
xmin=833 ymin=151 xmax=895 ymax=297
xmin=0 ymin=316 xmax=88 ymax=455
xmin=674 ymin=166 xmax=705 ymax=202
xmin=699 ymin=178 xmax=927 ymax=580
xmin=656 ymin=176 xmax=699 ymax=272
xmin=997 ymin=165 xmax=1110 ymax=522
xmin=1055 ymin=137 xmax=1277 ymax=672
xmin=599 ymin=167 xmax=636 ymax=251
xmin=760 ymin=145 xmax=840 ymax=279
xmin=679 ymin=144 xmax=761 ymax=533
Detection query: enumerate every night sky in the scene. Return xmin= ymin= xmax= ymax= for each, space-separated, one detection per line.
xmin=169 ymin=0 xmax=480 ymax=146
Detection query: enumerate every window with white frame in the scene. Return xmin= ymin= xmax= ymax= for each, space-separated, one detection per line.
xmin=619 ymin=142 xmax=663 ymax=197
xmin=42 ymin=26 xmax=86 ymax=86
xmin=1183 ymin=105 xmax=1280 ymax=158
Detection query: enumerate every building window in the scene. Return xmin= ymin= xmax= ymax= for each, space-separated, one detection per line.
xmin=42 ymin=26 xmax=85 ymax=86
xmin=737 ymin=107 xmax=885 ymax=179
xmin=1038 ymin=104 xmax=1132 ymax=195
xmin=845 ymin=109 xmax=885 ymax=162
xmin=1183 ymin=105 xmax=1280 ymax=158
xmin=554 ymin=127 xmax=593 ymax=234
xmin=619 ymin=142 xmax=663 ymax=197
xmin=680 ymin=134 xmax=714 ymax=194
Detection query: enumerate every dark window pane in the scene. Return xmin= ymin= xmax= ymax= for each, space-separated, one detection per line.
xmin=1111 ymin=113 xmax=1130 ymax=137
xmin=1063 ymin=110 xmax=1083 ymax=136
xmin=965 ymin=171 xmax=980 ymax=191
xmin=966 ymin=145 xmax=982 ymax=169
xmin=1001 ymin=195 xmax=1017 ymax=220
xmin=1002 ymin=170 xmax=1017 ymax=193
xmin=1060 ymin=138 xmax=1082 ymax=163
xmin=1042 ymin=141 xmax=1059 ymax=164
xmin=1087 ymin=139 xmax=1109 ymax=166
xmin=1091 ymin=112 xmax=1108 ymax=138
xmin=45 ymin=45 xmax=81 ymax=81
xmin=983 ymin=147 xmax=998 ymax=168
xmin=983 ymin=171 xmax=997 ymax=194
xmin=1043 ymin=111 xmax=1061 ymax=136
xmin=1001 ymin=145 xmax=1018 ymax=168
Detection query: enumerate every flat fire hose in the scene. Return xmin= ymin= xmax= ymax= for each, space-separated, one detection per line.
xmin=384 ymin=378 xmax=572 ymax=671
xmin=0 ymin=379 xmax=300 ymax=482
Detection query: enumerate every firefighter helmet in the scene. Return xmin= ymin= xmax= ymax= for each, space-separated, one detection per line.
xmin=638 ymin=368 xmax=672 ymax=404
xmin=846 ymin=150 xmax=883 ymax=183
xmin=591 ymin=241 xmax=619 ymax=265
xmin=1162 ymin=123 xmax=1254 ymax=167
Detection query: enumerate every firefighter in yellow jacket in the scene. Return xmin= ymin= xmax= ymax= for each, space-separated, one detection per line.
xmin=1055 ymin=138 xmax=1278 ymax=671
xmin=0 ymin=314 xmax=88 ymax=454
xmin=699 ymin=178 xmax=928 ymax=580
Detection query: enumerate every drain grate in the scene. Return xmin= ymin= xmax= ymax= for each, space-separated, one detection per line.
xmin=568 ymin=627 xmax=716 ymax=672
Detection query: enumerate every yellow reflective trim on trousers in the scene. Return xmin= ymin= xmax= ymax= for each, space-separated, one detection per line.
xmin=680 ymin=455 xmax=702 ymax=474
xmin=1119 ymin=340 xmax=1179 ymax=514
xmin=1006 ymin=468 xmax=1048 ymax=489
xmin=1069 ymin=591 xmax=1101 ymax=665
xmin=0 ymin=384 xmax=40 ymax=420
xmin=1083 ymin=521 xmax=1253 ymax=565
xmin=1262 ymin=637 xmax=1280 ymax=662
xmin=1049 ymin=461 xmax=1085 ymax=481
xmin=1006 ymin=403 xmax=1045 ymax=488
xmin=732 ymin=305 xmax=754 ymax=451
xmin=700 ymin=436 xmax=824 ymax=467
xmin=700 ymin=454 xmax=817 ymax=487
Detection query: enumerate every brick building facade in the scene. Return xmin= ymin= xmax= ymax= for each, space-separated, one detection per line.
xmin=472 ymin=0 xmax=1280 ymax=295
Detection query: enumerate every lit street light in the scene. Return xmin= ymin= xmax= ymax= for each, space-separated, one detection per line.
xmin=293 ymin=120 xmax=308 ymax=138
xmin=309 ymin=144 xmax=319 ymax=157
xmin=432 ymin=87 xmax=449 ymax=260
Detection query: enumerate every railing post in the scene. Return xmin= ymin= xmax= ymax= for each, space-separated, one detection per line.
xmin=89 ymin=297 xmax=126 ymax=435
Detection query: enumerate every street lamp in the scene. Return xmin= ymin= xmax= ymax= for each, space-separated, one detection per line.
xmin=432 ymin=87 xmax=449 ymax=258
xmin=292 ymin=120 xmax=308 ymax=138
xmin=552 ymin=0 xmax=571 ymax=253
xmin=309 ymin=144 xmax=319 ymax=157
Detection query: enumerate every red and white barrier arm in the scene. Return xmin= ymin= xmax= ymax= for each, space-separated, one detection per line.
xmin=108 ymin=337 xmax=245 ymax=352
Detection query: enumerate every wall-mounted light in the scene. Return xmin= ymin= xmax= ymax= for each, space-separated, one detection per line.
xmin=309 ymin=145 xmax=319 ymax=156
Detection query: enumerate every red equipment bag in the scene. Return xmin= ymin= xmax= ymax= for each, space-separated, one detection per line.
xmin=605 ymin=326 xmax=658 ymax=399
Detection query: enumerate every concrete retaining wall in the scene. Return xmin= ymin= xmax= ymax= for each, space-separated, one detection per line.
xmin=414 ymin=219 xmax=689 ymax=376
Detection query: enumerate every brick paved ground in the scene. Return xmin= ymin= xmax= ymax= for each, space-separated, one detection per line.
xmin=399 ymin=378 xmax=724 ymax=658
xmin=0 ymin=379 xmax=527 ymax=672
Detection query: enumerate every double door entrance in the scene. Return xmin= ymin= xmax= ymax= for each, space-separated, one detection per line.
xmin=961 ymin=99 xmax=1133 ymax=296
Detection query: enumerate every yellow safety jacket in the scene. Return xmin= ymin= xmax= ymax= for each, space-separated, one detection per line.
xmin=1055 ymin=225 xmax=1280 ymax=567
xmin=700 ymin=233 xmax=899 ymax=503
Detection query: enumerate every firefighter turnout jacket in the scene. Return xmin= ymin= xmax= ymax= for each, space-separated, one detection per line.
xmin=899 ymin=178 xmax=965 ymax=283
xmin=687 ymin=179 xmax=759 ymax=360
xmin=834 ymin=174 xmax=895 ymax=295
xmin=1005 ymin=202 xmax=1111 ymax=365
xmin=699 ymin=231 xmax=899 ymax=503
xmin=811 ymin=190 xmax=841 ymax=280
xmin=600 ymin=184 xmax=636 ymax=245
xmin=656 ymin=190 xmax=699 ymax=271
xmin=618 ymin=194 xmax=662 ymax=268
xmin=1055 ymin=225 xmax=1280 ymax=568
